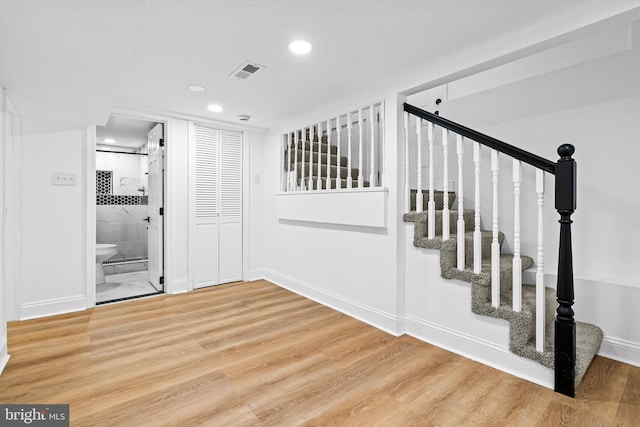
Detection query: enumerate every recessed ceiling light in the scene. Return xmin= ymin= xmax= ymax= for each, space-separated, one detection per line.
xmin=289 ymin=40 xmax=313 ymax=55
xmin=207 ymin=104 xmax=223 ymax=113
xmin=104 ymin=138 xmax=116 ymax=144
xmin=189 ymin=84 xmax=206 ymax=92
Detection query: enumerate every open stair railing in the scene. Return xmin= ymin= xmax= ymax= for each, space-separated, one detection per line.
xmin=281 ymin=102 xmax=385 ymax=192
xmin=404 ymin=102 xmax=578 ymax=397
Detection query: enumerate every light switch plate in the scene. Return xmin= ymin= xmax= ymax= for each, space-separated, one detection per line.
xmin=52 ymin=172 xmax=77 ymax=186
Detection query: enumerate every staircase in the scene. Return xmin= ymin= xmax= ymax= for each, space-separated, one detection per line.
xmin=282 ymin=102 xmax=605 ymax=396
xmin=287 ymin=131 xmax=371 ymax=190
xmin=404 ymin=182 xmax=603 ymax=391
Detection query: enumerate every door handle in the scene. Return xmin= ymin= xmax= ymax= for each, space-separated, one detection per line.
xmin=143 ymin=217 xmax=150 ymax=222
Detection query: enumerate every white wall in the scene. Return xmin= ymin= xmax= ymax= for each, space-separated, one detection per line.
xmin=0 ymin=88 xmax=13 ymax=373
xmin=18 ymin=128 xmax=89 ymax=318
xmin=263 ymin=93 xmax=404 ymax=334
xmin=165 ymin=118 xmax=189 ymax=293
xmin=247 ymin=131 xmax=265 ymax=280
xmin=461 ymin=96 xmax=640 ymax=364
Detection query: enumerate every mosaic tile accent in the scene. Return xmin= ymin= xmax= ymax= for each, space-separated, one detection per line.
xmin=96 ymin=194 xmax=148 ymax=205
xmin=97 ymin=170 xmax=113 ymax=194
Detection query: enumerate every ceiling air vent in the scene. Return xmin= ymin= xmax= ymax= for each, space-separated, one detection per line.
xmin=230 ymin=61 xmax=264 ymax=79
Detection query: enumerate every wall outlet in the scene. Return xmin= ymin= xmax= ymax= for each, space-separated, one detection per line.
xmin=52 ymin=172 xmax=77 ymax=186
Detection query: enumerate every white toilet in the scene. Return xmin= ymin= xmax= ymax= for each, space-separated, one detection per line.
xmin=96 ymin=243 xmax=118 ymax=285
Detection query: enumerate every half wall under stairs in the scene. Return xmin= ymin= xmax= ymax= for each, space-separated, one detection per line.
xmin=404 ymin=190 xmax=603 ymax=390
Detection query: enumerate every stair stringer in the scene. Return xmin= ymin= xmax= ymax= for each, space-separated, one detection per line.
xmin=403 ymin=221 xmax=555 ymax=388
xmin=404 ymin=210 xmax=604 ymax=389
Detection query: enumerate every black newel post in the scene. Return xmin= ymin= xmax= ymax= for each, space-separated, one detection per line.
xmin=554 ymin=144 xmax=577 ymax=397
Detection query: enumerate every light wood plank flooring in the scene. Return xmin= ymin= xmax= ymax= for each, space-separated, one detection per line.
xmin=0 ymin=280 xmax=638 ymax=426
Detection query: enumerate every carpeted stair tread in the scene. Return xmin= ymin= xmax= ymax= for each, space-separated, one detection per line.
xmin=412 ymin=227 xmax=502 ymax=250
xmin=403 ymin=203 xmax=605 ymax=390
xmin=295 ymin=163 xmax=359 ymax=180
xmin=405 ymin=209 xmax=476 ymax=237
xmin=290 ymin=149 xmax=347 ymax=167
xmin=303 ymin=177 xmax=370 ymax=190
xmin=301 ymin=140 xmax=338 ymax=155
xmin=410 ymin=189 xmax=456 ymax=211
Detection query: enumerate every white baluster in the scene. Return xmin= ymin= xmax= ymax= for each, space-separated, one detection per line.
xmin=427 ymin=122 xmax=435 ymax=239
xmin=281 ymin=134 xmax=286 ymax=192
xmin=370 ymin=105 xmax=375 ymax=187
xmin=536 ymin=169 xmax=545 ymax=352
xmin=512 ymin=159 xmax=522 ymax=312
xmin=301 ymin=128 xmax=306 ymax=190
xmin=317 ymin=122 xmax=322 ymax=190
xmin=294 ymin=130 xmax=299 ymax=191
xmin=491 ymin=150 xmax=500 ymax=307
xmin=416 ymin=117 xmax=423 ymax=213
xmin=308 ymin=126 xmax=314 ymax=191
xmin=473 ymin=142 xmax=481 ymax=274
xmin=457 ymin=134 xmax=465 ymax=270
xmin=347 ymin=113 xmax=353 ymax=189
xmin=442 ymin=128 xmax=450 ymax=241
xmin=403 ymin=111 xmax=410 ymax=213
xmin=358 ymin=109 xmax=364 ymax=188
xmin=336 ymin=115 xmax=342 ymax=190
xmin=326 ymin=119 xmax=332 ymax=190
xmin=380 ymin=102 xmax=386 ymax=187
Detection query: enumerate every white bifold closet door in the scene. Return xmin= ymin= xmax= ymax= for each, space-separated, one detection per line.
xmin=193 ymin=124 xmax=242 ymax=289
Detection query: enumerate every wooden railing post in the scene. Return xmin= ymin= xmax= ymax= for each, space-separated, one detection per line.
xmin=554 ymin=143 xmax=577 ymax=398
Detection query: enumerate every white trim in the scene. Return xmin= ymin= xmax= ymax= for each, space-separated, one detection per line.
xmin=20 ymin=296 xmax=87 ymax=320
xmin=264 ymin=269 xmax=402 ymax=336
xmin=242 ymin=131 xmax=250 ymax=281
xmin=114 ymin=105 xmax=268 ymax=134
xmin=247 ymin=269 xmax=266 ymax=282
xmin=6 ymin=96 xmax=21 ymax=321
xmin=186 ymin=120 xmax=196 ymax=291
xmin=275 ymin=188 xmax=388 ymax=228
xmin=165 ymin=117 xmax=189 ymax=294
xmin=166 ymin=279 xmax=189 ymax=295
xmin=599 ymin=336 xmax=640 ymax=368
xmin=84 ymin=125 xmax=96 ymax=307
xmin=0 ymin=352 xmax=9 ymax=376
xmin=404 ymin=315 xmax=554 ymax=389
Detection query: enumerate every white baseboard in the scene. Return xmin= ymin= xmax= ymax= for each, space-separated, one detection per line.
xmin=404 ymin=315 xmax=554 ymax=389
xmin=167 ymin=279 xmax=189 ymax=294
xmin=264 ymin=269 xmax=402 ymax=336
xmin=0 ymin=340 xmax=9 ymax=376
xmin=247 ymin=269 xmax=266 ymax=282
xmin=20 ymin=296 xmax=87 ymax=320
xmin=599 ymin=336 xmax=640 ymax=368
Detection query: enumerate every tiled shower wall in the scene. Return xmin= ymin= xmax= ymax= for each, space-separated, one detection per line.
xmin=96 ymin=151 xmax=149 ymax=274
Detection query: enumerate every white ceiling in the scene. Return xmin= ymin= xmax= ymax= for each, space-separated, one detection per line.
xmin=96 ymin=115 xmax=158 ymax=149
xmin=0 ymin=0 xmax=634 ymax=131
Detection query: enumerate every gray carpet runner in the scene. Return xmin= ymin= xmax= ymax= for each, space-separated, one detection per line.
xmin=288 ymin=135 xmax=370 ymax=189
xmin=404 ymin=190 xmax=603 ymax=389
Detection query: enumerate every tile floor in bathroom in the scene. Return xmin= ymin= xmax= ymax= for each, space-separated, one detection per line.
xmin=97 ymin=271 xmax=161 ymax=304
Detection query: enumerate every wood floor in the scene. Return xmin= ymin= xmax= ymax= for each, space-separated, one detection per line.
xmin=0 ymin=280 xmax=638 ymax=426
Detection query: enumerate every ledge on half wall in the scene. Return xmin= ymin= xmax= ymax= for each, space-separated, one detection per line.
xmin=275 ymin=188 xmax=388 ymax=228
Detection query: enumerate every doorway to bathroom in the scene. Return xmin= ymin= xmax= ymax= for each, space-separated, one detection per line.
xmin=95 ymin=115 xmax=165 ymax=304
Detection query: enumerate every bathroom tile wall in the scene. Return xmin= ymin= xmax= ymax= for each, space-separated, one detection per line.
xmin=96 ymin=151 xmax=147 ymax=196
xmin=96 ymin=151 xmax=149 ymax=274
xmin=96 ymin=205 xmax=149 ymax=258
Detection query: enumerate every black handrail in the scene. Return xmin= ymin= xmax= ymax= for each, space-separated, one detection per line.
xmin=403 ymin=103 xmax=556 ymax=175
xmin=403 ymin=102 xmax=577 ymax=398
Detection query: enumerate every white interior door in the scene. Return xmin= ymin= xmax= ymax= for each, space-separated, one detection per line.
xmin=218 ymin=130 xmax=243 ymax=283
xmin=147 ymin=123 xmax=164 ymax=291
xmin=194 ymin=125 xmax=219 ymax=289
xmin=192 ymin=124 xmax=242 ymax=289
